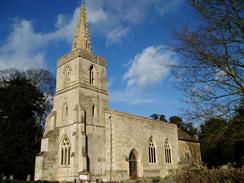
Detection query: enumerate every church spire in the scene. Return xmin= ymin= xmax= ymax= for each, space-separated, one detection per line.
xmin=72 ymin=1 xmax=91 ymax=52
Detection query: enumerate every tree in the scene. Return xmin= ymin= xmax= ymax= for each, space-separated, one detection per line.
xmin=0 ymin=69 xmax=56 ymax=126
xmin=169 ymin=116 xmax=197 ymax=136
xmin=23 ymin=69 xmax=56 ymax=125
xmin=199 ymin=118 xmax=230 ymax=167
xmin=169 ymin=116 xmax=183 ymax=126
xmin=172 ymin=0 xmax=244 ymax=120
xmin=159 ymin=114 xmax=168 ymax=122
xmin=0 ymin=76 xmax=45 ymax=179
xmin=150 ymin=114 xmax=168 ymax=122
xmin=150 ymin=114 xmax=159 ymax=120
xmin=226 ymin=98 xmax=244 ymax=166
xmin=198 ymin=97 xmax=244 ymax=167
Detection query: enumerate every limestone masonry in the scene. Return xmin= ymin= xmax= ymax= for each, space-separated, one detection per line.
xmin=35 ymin=3 xmax=201 ymax=182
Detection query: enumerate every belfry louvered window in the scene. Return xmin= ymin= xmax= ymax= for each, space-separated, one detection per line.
xmin=165 ymin=139 xmax=172 ymax=163
xmin=61 ymin=136 xmax=71 ymax=165
xmin=148 ymin=137 xmax=156 ymax=163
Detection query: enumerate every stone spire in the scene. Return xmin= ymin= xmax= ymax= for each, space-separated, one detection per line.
xmin=72 ymin=1 xmax=91 ymax=52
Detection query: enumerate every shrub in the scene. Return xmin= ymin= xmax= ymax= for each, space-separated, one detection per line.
xmin=175 ymin=168 xmax=244 ymax=183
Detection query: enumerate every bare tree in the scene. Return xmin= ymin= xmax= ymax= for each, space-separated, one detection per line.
xmin=172 ymin=0 xmax=244 ymax=121
xmin=0 ymin=69 xmax=56 ymax=126
xmin=24 ymin=69 xmax=56 ymax=125
xmin=0 ymin=69 xmax=21 ymax=86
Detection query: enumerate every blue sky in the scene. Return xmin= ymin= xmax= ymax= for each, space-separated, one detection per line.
xmin=0 ymin=0 xmax=196 ymax=120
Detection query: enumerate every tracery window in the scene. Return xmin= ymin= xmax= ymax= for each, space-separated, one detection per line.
xmin=148 ymin=137 xmax=156 ymax=163
xmin=165 ymin=138 xmax=172 ymax=164
xmin=61 ymin=135 xmax=71 ymax=165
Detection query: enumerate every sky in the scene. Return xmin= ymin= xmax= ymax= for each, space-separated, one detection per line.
xmin=0 ymin=0 xmax=197 ymax=120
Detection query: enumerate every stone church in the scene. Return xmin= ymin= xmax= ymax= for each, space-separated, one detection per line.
xmin=35 ymin=3 xmax=201 ymax=182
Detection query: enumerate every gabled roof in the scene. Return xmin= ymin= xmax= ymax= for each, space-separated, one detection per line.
xmin=178 ymin=128 xmax=199 ymax=142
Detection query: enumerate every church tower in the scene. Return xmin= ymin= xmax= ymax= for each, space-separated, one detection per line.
xmin=35 ymin=2 xmax=108 ymax=181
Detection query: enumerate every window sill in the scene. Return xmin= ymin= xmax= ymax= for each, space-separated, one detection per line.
xmin=59 ymin=165 xmax=71 ymax=168
xmin=149 ymin=163 xmax=157 ymax=165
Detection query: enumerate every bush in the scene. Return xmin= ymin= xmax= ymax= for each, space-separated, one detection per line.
xmin=175 ymin=168 xmax=244 ymax=183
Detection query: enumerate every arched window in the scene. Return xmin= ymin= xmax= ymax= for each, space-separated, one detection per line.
xmin=89 ymin=65 xmax=95 ymax=85
xmin=165 ymin=138 xmax=172 ymax=164
xmin=129 ymin=149 xmax=137 ymax=178
xmin=92 ymin=105 xmax=97 ymax=117
xmin=61 ymin=135 xmax=71 ymax=165
xmin=148 ymin=137 xmax=156 ymax=163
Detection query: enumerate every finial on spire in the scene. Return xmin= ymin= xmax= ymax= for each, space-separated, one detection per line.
xmin=72 ymin=0 xmax=91 ymax=52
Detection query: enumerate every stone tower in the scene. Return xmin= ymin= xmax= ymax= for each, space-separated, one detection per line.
xmin=35 ymin=2 xmax=108 ymax=181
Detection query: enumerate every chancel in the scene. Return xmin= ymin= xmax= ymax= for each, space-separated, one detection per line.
xmin=35 ymin=2 xmax=201 ymax=182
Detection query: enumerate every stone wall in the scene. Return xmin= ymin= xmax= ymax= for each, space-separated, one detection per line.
xmin=178 ymin=140 xmax=201 ymax=168
xmin=104 ymin=110 xmax=180 ymax=181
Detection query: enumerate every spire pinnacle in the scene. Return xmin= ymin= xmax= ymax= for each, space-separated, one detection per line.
xmin=72 ymin=1 xmax=91 ymax=52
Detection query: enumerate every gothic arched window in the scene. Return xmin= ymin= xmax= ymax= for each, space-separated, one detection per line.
xmin=61 ymin=135 xmax=71 ymax=165
xmin=89 ymin=65 xmax=95 ymax=85
xmin=148 ymin=137 xmax=156 ymax=163
xmin=165 ymin=138 xmax=172 ymax=164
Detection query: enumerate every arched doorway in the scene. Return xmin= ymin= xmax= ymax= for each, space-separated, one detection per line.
xmin=129 ymin=150 xmax=137 ymax=178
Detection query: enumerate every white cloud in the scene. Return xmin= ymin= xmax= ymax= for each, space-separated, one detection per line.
xmin=0 ymin=0 xmax=182 ymax=70
xmin=47 ymin=8 xmax=79 ymax=43
xmin=155 ymin=0 xmax=182 ymax=16
xmin=0 ymin=8 xmax=79 ymax=70
xmin=86 ymin=0 xmax=182 ymax=44
xmin=108 ymin=45 xmax=178 ymax=105
xmin=87 ymin=6 xmax=108 ymax=24
xmin=55 ymin=14 xmax=69 ymax=29
xmin=124 ymin=45 xmax=177 ymax=89
xmin=0 ymin=20 xmax=46 ymax=70
xmin=106 ymin=26 xmax=130 ymax=45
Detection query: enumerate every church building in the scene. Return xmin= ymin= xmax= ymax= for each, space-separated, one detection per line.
xmin=35 ymin=3 xmax=201 ymax=182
